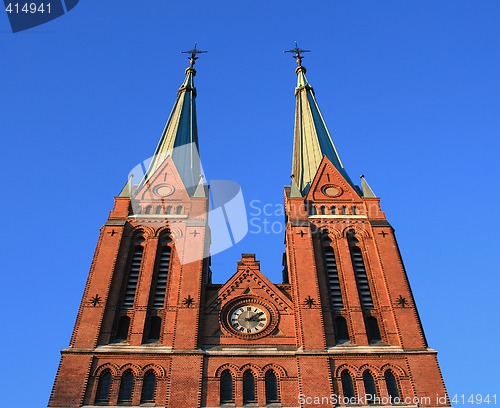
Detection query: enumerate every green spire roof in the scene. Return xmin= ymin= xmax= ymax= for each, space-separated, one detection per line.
xmin=142 ymin=65 xmax=201 ymax=195
xmin=291 ymin=64 xmax=355 ymax=194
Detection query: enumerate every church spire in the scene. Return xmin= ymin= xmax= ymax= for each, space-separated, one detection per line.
xmin=140 ymin=44 xmax=207 ymax=195
xmin=286 ymin=44 xmax=355 ymax=195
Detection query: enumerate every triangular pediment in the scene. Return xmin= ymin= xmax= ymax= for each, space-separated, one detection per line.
xmin=306 ymin=156 xmax=362 ymax=202
xmin=133 ymin=155 xmax=191 ymax=203
xmin=205 ymin=259 xmax=294 ymax=313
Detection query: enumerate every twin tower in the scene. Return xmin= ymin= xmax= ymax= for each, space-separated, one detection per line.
xmin=49 ymin=47 xmax=449 ymax=407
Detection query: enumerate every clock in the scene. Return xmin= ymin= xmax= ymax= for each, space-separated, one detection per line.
xmin=220 ymin=296 xmax=278 ymax=339
xmin=230 ymin=305 xmax=269 ymax=334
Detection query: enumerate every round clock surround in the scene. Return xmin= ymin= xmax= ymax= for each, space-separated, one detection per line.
xmin=220 ymin=296 xmax=279 ymax=339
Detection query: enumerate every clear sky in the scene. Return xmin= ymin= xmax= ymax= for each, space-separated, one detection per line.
xmin=1 ymin=1 xmax=499 ymax=406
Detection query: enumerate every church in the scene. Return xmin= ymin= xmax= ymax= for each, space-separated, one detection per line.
xmin=48 ymin=46 xmax=449 ymax=407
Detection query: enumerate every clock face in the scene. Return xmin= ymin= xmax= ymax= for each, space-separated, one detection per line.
xmin=230 ymin=305 xmax=269 ymax=334
xmin=220 ymin=296 xmax=279 ymax=339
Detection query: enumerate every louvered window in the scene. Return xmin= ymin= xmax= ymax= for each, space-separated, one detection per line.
xmin=118 ymin=370 xmax=134 ymax=404
xmin=324 ymin=247 xmax=344 ymax=309
xmin=341 ymin=370 xmax=355 ymax=399
xmin=95 ymin=370 xmax=111 ymax=405
xmin=123 ymin=246 xmax=143 ymax=309
xmin=153 ymin=247 xmax=171 ymax=308
xmin=220 ymin=370 xmax=233 ymax=403
xmin=265 ymin=370 xmax=279 ymax=403
xmin=141 ymin=371 xmax=156 ymax=403
xmin=350 ymin=246 xmax=374 ymax=309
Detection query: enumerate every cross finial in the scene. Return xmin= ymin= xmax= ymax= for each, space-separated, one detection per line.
xmin=181 ymin=42 xmax=207 ymax=67
xmin=284 ymin=42 xmax=311 ymax=66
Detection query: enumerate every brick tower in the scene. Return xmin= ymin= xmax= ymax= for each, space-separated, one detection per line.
xmin=49 ymin=47 xmax=449 ymax=407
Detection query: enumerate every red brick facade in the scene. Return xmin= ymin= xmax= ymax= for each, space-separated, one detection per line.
xmin=48 ymin=71 xmax=449 ymax=408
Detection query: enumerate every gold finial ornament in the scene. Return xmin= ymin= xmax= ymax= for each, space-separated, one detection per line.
xmin=284 ymin=41 xmax=311 ymax=66
xmin=181 ymin=42 xmax=207 ymax=67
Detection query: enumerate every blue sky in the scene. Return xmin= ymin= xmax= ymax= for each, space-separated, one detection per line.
xmin=1 ymin=1 xmax=499 ymax=406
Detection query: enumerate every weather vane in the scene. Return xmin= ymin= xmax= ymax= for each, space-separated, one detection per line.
xmin=181 ymin=42 xmax=207 ymax=67
xmin=284 ymin=41 xmax=311 ymax=66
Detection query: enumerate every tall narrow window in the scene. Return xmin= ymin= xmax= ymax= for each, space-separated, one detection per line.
xmin=347 ymin=230 xmax=374 ymax=309
xmin=153 ymin=246 xmax=171 ymax=308
xmin=363 ymin=371 xmax=377 ymax=405
xmin=141 ymin=371 xmax=156 ymax=404
xmin=366 ymin=316 xmax=381 ymax=343
xmin=341 ymin=370 xmax=355 ymax=399
xmin=324 ymin=247 xmax=344 ymax=308
xmin=331 ymin=206 xmax=336 ymax=215
xmin=118 ymin=370 xmax=134 ymax=404
xmin=320 ymin=206 xmax=326 ymax=215
xmin=265 ymin=370 xmax=279 ymax=404
xmin=243 ymin=370 xmax=256 ymax=404
xmin=147 ymin=316 xmax=162 ymax=341
xmin=116 ymin=316 xmax=130 ymax=341
xmin=335 ymin=316 xmax=350 ymax=343
xmin=95 ymin=370 xmax=112 ymax=405
xmin=384 ymin=370 xmax=400 ymax=401
xmin=122 ymin=244 xmax=144 ymax=309
xmin=220 ymin=370 xmax=233 ymax=404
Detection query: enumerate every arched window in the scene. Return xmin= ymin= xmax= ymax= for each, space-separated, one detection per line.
xmin=341 ymin=370 xmax=355 ymax=400
xmin=310 ymin=205 xmax=317 ymax=215
xmin=116 ymin=316 xmax=130 ymax=341
xmin=141 ymin=370 xmax=156 ymax=404
xmin=145 ymin=206 xmax=151 ymax=214
xmin=352 ymin=206 xmax=357 ymax=215
xmin=331 ymin=206 xmax=336 ymax=215
xmin=155 ymin=205 xmax=162 ymax=214
xmin=320 ymin=206 xmax=326 ymax=215
xmin=341 ymin=206 xmax=347 ymax=215
xmin=243 ymin=370 xmax=256 ymax=404
xmin=324 ymin=247 xmax=343 ymax=308
xmin=152 ymin=245 xmax=171 ymax=308
xmin=118 ymin=370 xmax=134 ymax=404
xmin=366 ymin=316 xmax=382 ymax=343
xmin=363 ymin=371 xmax=377 ymax=405
xmin=265 ymin=370 xmax=280 ymax=404
xmin=166 ymin=205 xmax=172 ymax=214
xmin=220 ymin=370 xmax=233 ymax=404
xmin=347 ymin=230 xmax=374 ymax=309
xmin=335 ymin=316 xmax=350 ymax=343
xmin=147 ymin=316 xmax=162 ymax=341
xmin=176 ymin=205 xmax=183 ymax=215
xmin=95 ymin=369 xmax=112 ymax=405
xmin=122 ymin=241 xmax=144 ymax=309
xmin=384 ymin=370 xmax=400 ymax=401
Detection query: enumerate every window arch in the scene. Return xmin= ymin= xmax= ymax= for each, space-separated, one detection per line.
xmin=118 ymin=370 xmax=134 ymax=404
xmin=366 ymin=316 xmax=382 ymax=343
xmin=363 ymin=371 xmax=377 ymax=405
xmin=95 ymin=369 xmax=112 ymax=405
xmin=341 ymin=370 xmax=355 ymax=400
xmin=335 ymin=316 xmax=350 ymax=343
xmin=116 ymin=316 xmax=130 ymax=341
xmin=324 ymin=247 xmax=344 ymax=309
xmin=141 ymin=370 xmax=156 ymax=404
xmin=147 ymin=316 xmax=162 ymax=341
xmin=243 ymin=370 xmax=256 ymax=404
xmin=122 ymin=238 xmax=144 ymax=309
xmin=220 ymin=370 xmax=233 ymax=404
xmin=384 ymin=370 xmax=400 ymax=401
xmin=265 ymin=370 xmax=280 ymax=404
